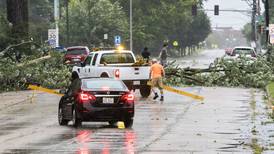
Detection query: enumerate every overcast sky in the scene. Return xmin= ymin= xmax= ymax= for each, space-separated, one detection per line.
xmin=204 ymin=0 xmax=254 ymax=30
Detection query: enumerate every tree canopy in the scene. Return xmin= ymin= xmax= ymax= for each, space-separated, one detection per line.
xmin=0 ymin=0 xmax=211 ymax=55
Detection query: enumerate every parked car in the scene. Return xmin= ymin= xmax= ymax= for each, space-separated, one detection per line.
xmin=58 ymin=78 xmax=135 ymax=128
xmin=64 ymin=46 xmax=90 ymax=64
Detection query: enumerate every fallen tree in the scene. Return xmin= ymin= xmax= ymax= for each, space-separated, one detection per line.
xmin=0 ymin=46 xmax=274 ymax=93
xmin=165 ymin=47 xmax=274 ymax=88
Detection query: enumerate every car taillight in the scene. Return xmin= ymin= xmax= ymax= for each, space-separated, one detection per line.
xmin=79 ymin=93 xmax=96 ymax=102
xmin=121 ymin=93 xmax=134 ymax=104
xmin=114 ymin=69 xmax=120 ymax=78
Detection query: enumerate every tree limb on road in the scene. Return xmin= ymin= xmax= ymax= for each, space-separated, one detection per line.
xmin=16 ymin=55 xmax=51 ymax=67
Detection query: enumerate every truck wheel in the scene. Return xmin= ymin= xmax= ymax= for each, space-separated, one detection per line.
xmin=140 ymin=84 xmax=151 ymax=98
xmin=100 ymin=73 xmax=109 ymax=78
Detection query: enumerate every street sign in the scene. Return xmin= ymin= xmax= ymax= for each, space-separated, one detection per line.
xmin=48 ymin=29 xmax=57 ymax=47
xmin=114 ymin=35 xmax=121 ymax=45
xmin=269 ymin=24 xmax=274 ymax=44
xmin=104 ymin=34 xmax=108 ymax=40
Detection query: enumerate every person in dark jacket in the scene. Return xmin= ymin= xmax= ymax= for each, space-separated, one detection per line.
xmin=141 ymin=47 xmax=150 ymax=63
xmin=159 ymin=43 xmax=168 ymax=67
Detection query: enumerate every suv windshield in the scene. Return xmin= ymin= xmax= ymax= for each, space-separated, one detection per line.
xmin=66 ymin=48 xmax=87 ymax=55
xmin=82 ymin=80 xmax=127 ymax=90
xmin=100 ymin=53 xmax=135 ymax=64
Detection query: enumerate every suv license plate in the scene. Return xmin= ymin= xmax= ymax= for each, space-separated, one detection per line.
xmin=103 ymin=97 xmax=114 ymax=104
xmin=133 ymin=81 xmax=140 ymax=85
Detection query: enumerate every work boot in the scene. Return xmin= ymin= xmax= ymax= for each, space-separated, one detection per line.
xmin=153 ymin=93 xmax=159 ymax=100
xmin=160 ymin=96 xmax=164 ymax=101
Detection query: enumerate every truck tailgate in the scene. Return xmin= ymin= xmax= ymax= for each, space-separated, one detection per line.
xmin=118 ymin=66 xmax=150 ymax=80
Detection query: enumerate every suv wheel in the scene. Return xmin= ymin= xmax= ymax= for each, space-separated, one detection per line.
xmin=58 ymin=107 xmax=69 ymax=125
xmin=124 ymin=118 xmax=133 ymax=128
xmin=72 ymin=108 xmax=82 ymax=127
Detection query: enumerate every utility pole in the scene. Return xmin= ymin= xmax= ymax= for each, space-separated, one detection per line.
xmin=66 ymin=0 xmax=69 ymax=46
xmin=54 ymin=0 xmax=59 ymax=47
xmin=130 ymin=0 xmax=133 ymax=51
xmin=251 ymin=0 xmax=257 ymax=42
xmin=265 ymin=0 xmax=269 ymax=44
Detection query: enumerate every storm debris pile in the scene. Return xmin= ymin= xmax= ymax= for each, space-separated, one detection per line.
xmin=0 ymin=51 xmax=71 ymax=92
xmin=1 ymin=46 xmax=274 ymax=93
xmin=165 ymin=47 xmax=274 ymax=89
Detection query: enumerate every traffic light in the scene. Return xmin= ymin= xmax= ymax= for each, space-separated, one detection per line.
xmin=192 ymin=5 xmax=197 ymax=16
xmin=214 ymin=5 xmax=219 ymax=15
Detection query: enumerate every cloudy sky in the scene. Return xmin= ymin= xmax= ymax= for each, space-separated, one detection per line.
xmin=204 ymin=0 xmax=254 ymax=30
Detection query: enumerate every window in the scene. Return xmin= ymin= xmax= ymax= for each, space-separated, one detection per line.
xmin=233 ymin=48 xmax=254 ymax=55
xmin=66 ymin=48 xmax=87 ymax=55
xmin=100 ymin=53 xmax=135 ymax=64
xmin=82 ymin=80 xmax=126 ymax=90
xmin=84 ymin=53 xmax=93 ymax=66
xmin=92 ymin=53 xmax=98 ymax=66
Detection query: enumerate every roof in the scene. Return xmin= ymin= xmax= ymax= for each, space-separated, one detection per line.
xmin=67 ymin=46 xmax=89 ymax=49
xmin=233 ymin=46 xmax=254 ymax=50
xmin=81 ymin=77 xmax=118 ymax=81
xmin=89 ymin=50 xmax=133 ymax=54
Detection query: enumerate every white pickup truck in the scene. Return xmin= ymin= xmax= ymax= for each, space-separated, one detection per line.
xmin=72 ymin=50 xmax=151 ymax=97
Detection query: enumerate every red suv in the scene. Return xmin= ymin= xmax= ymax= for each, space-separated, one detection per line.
xmin=64 ymin=46 xmax=90 ymax=64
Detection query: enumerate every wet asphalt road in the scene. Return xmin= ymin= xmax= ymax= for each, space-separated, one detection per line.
xmin=0 ymin=49 xmax=274 ymax=153
xmin=172 ymin=49 xmax=225 ymax=68
xmin=1 ymin=87 xmax=273 ymax=154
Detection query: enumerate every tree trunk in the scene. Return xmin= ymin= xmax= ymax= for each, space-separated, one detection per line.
xmin=6 ymin=0 xmax=29 ymax=42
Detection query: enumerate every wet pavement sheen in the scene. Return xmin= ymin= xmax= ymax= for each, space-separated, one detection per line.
xmin=1 ymin=50 xmax=274 ymax=153
xmin=0 ymin=87 xmax=273 ymax=154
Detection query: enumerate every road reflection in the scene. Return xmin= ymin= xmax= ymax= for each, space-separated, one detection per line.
xmin=76 ymin=128 xmax=136 ymax=154
xmin=76 ymin=130 xmax=92 ymax=154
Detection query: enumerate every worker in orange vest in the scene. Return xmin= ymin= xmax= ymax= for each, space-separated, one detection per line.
xmin=150 ymin=58 xmax=165 ymax=101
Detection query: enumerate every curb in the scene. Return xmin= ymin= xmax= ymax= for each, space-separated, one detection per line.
xmin=265 ymin=84 xmax=274 ymax=117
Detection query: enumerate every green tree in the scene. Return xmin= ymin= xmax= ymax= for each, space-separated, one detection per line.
xmin=28 ymin=0 xmax=54 ymax=44
xmin=242 ymin=23 xmax=252 ymax=43
xmin=110 ymin=0 xmax=211 ymax=55
xmin=6 ymin=0 xmax=29 ymax=43
xmin=0 ymin=11 xmax=10 ymax=50
xmin=60 ymin=0 xmax=128 ymax=47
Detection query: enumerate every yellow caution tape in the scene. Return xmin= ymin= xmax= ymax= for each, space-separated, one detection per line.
xmin=28 ymin=82 xmax=204 ymax=101
xmin=148 ymin=81 xmax=204 ymax=101
xmin=117 ymin=121 xmax=125 ymax=129
xmin=27 ymin=85 xmax=64 ymax=96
